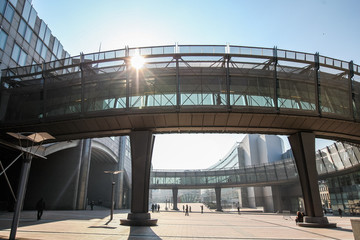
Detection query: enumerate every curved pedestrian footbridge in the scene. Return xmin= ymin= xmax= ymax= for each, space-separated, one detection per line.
xmin=150 ymin=142 xmax=360 ymax=189
xmin=0 ymin=45 xmax=360 ymax=144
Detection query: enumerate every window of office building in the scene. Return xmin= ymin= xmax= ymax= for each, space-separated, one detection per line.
xmin=11 ymin=43 xmax=27 ymax=66
xmin=328 ymin=172 xmax=360 ymax=215
xmin=0 ymin=0 xmax=6 ymax=14
xmin=39 ymin=21 xmax=51 ymax=46
xmin=36 ymin=38 xmax=47 ymax=60
xmin=0 ymin=29 xmax=8 ymax=50
xmin=4 ymin=3 xmax=14 ymax=23
xmin=18 ymin=19 xmax=33 ymax=43
xmin=22 ymin=0 xmax=37 ymax=29
xmin=9 ymin=0 xmax=17 ymax=7
xmin=52 ymin=38 xmax=64 ymax=59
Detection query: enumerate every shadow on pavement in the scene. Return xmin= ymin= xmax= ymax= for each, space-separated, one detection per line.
xmin=0 ymin=210 xmax=118 ymax=230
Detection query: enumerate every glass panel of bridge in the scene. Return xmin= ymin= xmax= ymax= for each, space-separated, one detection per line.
xmin=336 ymin=142 xmax=353 ymax=168
xmin=237 ymin=168 xmax=247 ymax=183
xmin=284 ymin=160 xmax=297 ymax=178
xmin=353 ymin=73 xmax=360 ymax=120
xmin=316 ymin=151 xmax=328 ymax=175
xmin=265 ymin=164 xmax=277 ymax=181
xmin=345 ymin=144 xmax=360 ymax=165
xmin=256 ymin=165 xmax=267 ymax=182
xmin=319 ymin=66 xmax=351 ymax=117
xmin=274 ymin=162 xmax=287 ymax=180
xmin=129 ymin=65 xmax=177 ymax=108
xmin=245 ymin=167 xmax=256 ymax=182
xmin=319 ymin=149 xmax=336 ymax=173
xmin=83 ymin=61 xmax=127 ymax=111
xmin=230 ymin=59 xmax=275 ymax=108
xmin=328 ymin=144 xmax=345 ymax=171
xmin=277 ymin=62 xmax=316 ymax=111
xmin=3 ymin=77 xmax=44 ymax=120
xmin=179 ymin=58 xmax=226 ymax=106
xmin=45 ymin=70 xmax=82 ymax=117
xmin=228 ymin=171 xmax=238 ymax=183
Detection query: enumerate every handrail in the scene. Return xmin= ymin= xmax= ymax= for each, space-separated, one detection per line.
xmin=2 ymin=44 xmax=358 ymax=79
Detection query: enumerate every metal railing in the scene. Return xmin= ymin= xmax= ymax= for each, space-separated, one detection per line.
xmin=3 ymin=44 xmax=359 ymax=77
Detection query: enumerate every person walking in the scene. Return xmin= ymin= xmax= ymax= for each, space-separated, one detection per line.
xmin=201 ymin=205 xmax=204 ymax=214
xmin=185 ymin=205 xmax=189 ymax=216
xmin=338 ymin=208 xmax=343 ymax=217
xmin=36 ymin=198 xmax=45 ymax=220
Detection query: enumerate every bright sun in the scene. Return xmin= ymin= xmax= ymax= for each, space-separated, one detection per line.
xmin=131 ymin=54 xmax=145 ymax=69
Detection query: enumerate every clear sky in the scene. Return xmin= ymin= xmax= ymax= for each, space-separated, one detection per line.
xmin=31 ymin=0 xmax=359 ymax=169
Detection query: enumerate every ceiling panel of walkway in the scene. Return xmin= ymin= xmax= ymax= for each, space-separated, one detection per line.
xmin=0 ymin=45 xmax=359 ymax=144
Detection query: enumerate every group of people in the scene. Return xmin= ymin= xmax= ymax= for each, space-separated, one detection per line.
xmin=151 ymin=203 xmax=161 ymax=212
xmin=295 ymin=211 xmax=304 ymax=224
xmin=183 ymin=204 xmax=191 ymax=216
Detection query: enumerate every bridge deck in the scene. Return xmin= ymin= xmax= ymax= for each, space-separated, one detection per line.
xmin=1 ymin=45 xmax=359 ymax=143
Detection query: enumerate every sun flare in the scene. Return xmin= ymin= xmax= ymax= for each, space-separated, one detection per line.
xmin=131 ymin=54 xmax=145 ymax=70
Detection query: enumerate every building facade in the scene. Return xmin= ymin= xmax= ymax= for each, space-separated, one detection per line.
xmin=207 ymin=134 xmax=301 ymax=212
xmin=0 ymin=0 xmax=69 ymax=70
xmin=0 ymin=0 xmax=131 ymax=211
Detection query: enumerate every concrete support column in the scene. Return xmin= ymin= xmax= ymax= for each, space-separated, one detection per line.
xmin=271 ymin=186 xmax=282 ymax=213
xmin=172 ymin=187 xmax=179 ymax=210
xmin=9 ymin=157 xmax=32 ymax=240
xmin=75 ymin=139 xmax=92 ymax=210
xmin=288 ymin=132 xmax=335 ymax=227
xmin=115 ymin=136 xmax=126 ymax=209
xmin=120 ymin=131 xmax=157 ymax=226
xmin=247 ymin=187 xmax=256 ymax=208
xmin=215 ymin=186 xmax=222 ymax=211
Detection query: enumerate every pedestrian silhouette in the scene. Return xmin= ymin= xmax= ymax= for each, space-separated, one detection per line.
xmin=338 ymin=208 xmax=342 ymax=217
xmin=36 ymin=198 xmax=45 ymax=220
xmin=295 ymin=211 xmax=304 ymax=224
xmin=201 ymin=205 xmax=204 ymax=214
xmin=185 ymin=205 xmax=189 ymax=216
xmin=90 ymin=201 xmax=94 ymax=210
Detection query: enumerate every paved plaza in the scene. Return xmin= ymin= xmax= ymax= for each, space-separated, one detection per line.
xmin=0 ymin=204 xmax=355 ymax=240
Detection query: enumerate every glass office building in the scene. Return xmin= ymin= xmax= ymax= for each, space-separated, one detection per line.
xmin=0 ymin=0 xmax=69 ymax=70
xmin=327 ymin=172 xmax=360 ymax=215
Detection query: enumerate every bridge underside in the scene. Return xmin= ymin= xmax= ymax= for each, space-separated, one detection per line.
xmin=1 ymin=111 xmax=359 ymax=144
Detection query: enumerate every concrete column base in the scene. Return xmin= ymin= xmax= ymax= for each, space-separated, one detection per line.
xmin=120 ymin=213 xmax=157 ymax=226
xmin=298 ymin=216 xmax=336 ymax=228
xmin=351 ymin=219 xmax=360 ymax=240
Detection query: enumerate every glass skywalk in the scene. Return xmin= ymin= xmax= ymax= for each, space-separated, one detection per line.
xmin=150 ymin=142 xmax=360 ymax=189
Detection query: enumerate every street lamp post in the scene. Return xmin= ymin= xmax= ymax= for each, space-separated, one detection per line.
xmin=5 ymin=132 xmax=54 ymax=240
xmin=104 ymin=170 xmax=122 ymax=221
